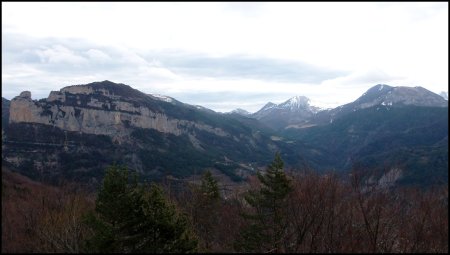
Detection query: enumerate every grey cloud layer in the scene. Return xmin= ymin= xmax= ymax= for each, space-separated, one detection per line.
xmin=6 ymin=36 xmax=347 ymax=84
xmin=150 ymin=53 xmax=348 ymax=83
xmin=2 ymin=33 xmax=348 ymax=101
xmin=2 ymin=34 xmax=177 ymax=99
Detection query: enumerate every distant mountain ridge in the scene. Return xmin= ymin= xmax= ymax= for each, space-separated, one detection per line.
xmin=2 ymin=81 xmax=447 ymax=188
xmin=228 ymin=108 xmax=251 ymax=116
xmin=320 ymin=84 xmax=446 ymax=124
xmin=248 ymin=83 xmax=447 ymax=131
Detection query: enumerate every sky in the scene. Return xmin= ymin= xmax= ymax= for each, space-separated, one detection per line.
xmin=2 ymin=2 xmax=448 ymax=113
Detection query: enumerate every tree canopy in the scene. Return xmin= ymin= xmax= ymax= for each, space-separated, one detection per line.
xmin=85 ymin=165 xmax=198 ymax=253
xmin=235 ymin=152 xmax=293 ymax=252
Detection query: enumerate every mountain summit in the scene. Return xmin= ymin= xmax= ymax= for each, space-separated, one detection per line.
xmin=278 ymin=96 xmax=311 ymax=111
xmin=305 ymin=84 xmax=449 ymax=127
xmin=252 ymin=96 xmax=321 ymax=130
xmin=353 ymin=84 xmax=447 ymax=108
xmin=229 ymin=108 xmax=251 ymax=116
xmin=58 ymin=80 xmax=148 ymax=100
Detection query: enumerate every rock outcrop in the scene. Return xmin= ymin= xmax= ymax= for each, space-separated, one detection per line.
xmin=9 ymin=81 xmax=229 ymax=139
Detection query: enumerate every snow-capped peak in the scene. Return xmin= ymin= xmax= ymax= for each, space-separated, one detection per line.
xmin=279 ymin=96 xmax=310 ymax=110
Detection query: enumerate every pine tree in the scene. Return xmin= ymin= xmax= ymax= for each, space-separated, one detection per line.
xmin=125 ymin=184 xmax=198 ymax=253
xmin=84 ymin=165 xmax=198 ymax=253
xmin=191 ymin=170 xmax=221 ymax=251
xmin=235 ymin=152 xmax=293 ymax=252
xmin=200 ymin=170 xmax=220 ymax=201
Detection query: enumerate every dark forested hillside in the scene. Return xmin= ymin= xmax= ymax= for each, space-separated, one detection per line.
xmin=282 ymin=105 xmax=448 ymax=186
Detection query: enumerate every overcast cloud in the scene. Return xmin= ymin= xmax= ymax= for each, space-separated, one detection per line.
xmin=2 ymin=2 xmax=448 ymax=112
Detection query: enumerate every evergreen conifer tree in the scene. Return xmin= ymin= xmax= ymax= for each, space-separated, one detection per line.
xmin=191 ymin=170 xmax=221 ymax=251
xmin=200 ymin=170 xmax=220 ymax=201
xmin=85 ymin=165 xmax=198 ymax=253
xmin=235 ymin=152 xmax=293 ymax=252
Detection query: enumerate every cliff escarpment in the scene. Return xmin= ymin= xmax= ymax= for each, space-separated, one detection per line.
xmin=9 ymin=81 xmax=228 ymax=139
xmin=4 ymin=81 xmax=287 ymax=184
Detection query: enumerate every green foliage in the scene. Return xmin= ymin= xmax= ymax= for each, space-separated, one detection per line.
xmin=256 ymin=153 xmax=292 ymax=207
xmin=188 ymin=170 xmax=222 ymax=251
xmin=85 ymin=165 xmax=198 ymax=253
xmin=235 ymin=153 xmax=293 ymax=252
xmin=200 ymin=170 xmax=220 ymax=201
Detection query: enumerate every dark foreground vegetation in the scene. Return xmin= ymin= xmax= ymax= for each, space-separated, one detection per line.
xmin=2 ymin=154 xmax=448 ymax=253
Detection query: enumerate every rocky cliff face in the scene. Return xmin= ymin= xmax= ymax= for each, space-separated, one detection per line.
xmin=4 ymin=81 xmax=284 ymax=184
xmin=9 ymin=81 xmax=228 ymax=140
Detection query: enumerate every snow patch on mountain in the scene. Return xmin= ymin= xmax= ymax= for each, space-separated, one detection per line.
xmin=353 ymin=85 xmax=446 ymax=109
xmin=149 ymin=94 xmax=173 ymax=103
xmin=278 ymin=96 xmax=310 ymax=111
xmin=261 ymin=102 xmax=277 ymax=111
xmin=230 ymin=108 xmax=251 ymax=116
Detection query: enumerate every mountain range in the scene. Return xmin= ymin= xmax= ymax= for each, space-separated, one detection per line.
xmin=232 ymin=84 xmax=448 ymax=130
xmin=2 ymin=81 xmax=448 ymax=187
